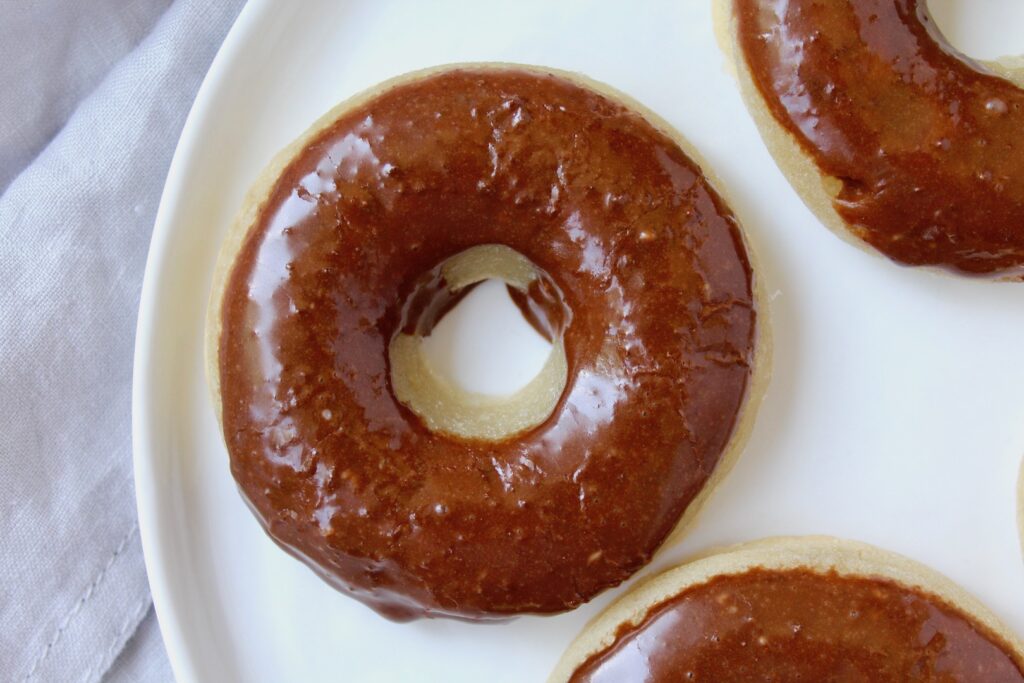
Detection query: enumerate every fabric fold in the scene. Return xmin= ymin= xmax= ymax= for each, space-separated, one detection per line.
xmin=0 ymin=1 xmax=245 ymax=680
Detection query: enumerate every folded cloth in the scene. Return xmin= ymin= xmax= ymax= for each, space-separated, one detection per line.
xmin=0 ymin=0 xmax=173 ymax=194
xmin=105 ymin=611 xmax=175 ymax=683
xmin=0 ymin=1 xmax=245 ymax=681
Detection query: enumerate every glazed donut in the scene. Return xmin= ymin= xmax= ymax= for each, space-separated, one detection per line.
xmin=716 ymin=0 xmax=1024 ymax=278
xmin=552 ymin=536 xmax=1024 ymax=681
xmin=207 ymin=65 xmax=765 ymax=621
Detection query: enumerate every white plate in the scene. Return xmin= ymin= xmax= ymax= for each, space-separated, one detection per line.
xmin=133 ymin=1 xmax=1024 ymax=681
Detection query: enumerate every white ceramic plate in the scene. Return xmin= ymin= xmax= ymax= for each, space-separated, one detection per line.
xmin=133 ymin=1 xmax=1024 ymax=681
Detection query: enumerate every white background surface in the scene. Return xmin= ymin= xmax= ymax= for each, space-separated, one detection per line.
xmin=421 ymin=279 xmax=554 ymax=397
xmin=133 ymin=1 xmax=1024 ymax=681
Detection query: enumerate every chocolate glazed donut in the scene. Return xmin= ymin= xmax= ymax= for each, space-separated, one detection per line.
xmin=207 ymin=65 xmax=765 ymax=621
xmin=719 ymin=0 xmax=1024 ymax=278
xmin=552 ymin=537 xmax=1024 ymax=682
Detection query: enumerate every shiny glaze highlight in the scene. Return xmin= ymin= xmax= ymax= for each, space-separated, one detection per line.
xmin=570 ymin=568 xmax=1024 ymax=682
xmin=217 ymin=68 xmax=756 ymax=620
xmin=734 ymin=0 xmax=1024 ymax=276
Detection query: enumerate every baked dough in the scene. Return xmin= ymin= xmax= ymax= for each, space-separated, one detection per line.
xmin=552 ymin=535 xmax=1024 ymax=681
xmin=714 ymin=0 xmax=1024 ymax=278
xmin=206 ymin=64 xmax=770 ymax=620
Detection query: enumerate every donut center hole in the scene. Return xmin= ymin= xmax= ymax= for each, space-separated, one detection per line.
xmin=927 ymin=1 xmax=1024 ymax=61
xmin=420 ymin=278 xmax=553 ymax=396
xmin=389 ymin=244 xmax=571 ymax=442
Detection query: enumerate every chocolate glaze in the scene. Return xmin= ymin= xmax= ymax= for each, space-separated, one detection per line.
xmin=734 ymin=0 xmax=1024 ymax=276
xmin=397 ymin=262 xmax=568 ymax=343
xmin=570 ymin=568 xmax=1024 ymax=682
xmin=217 ymin=68 xmax=756 ymax=621
xmin=399 ymin=275 xmax=482 ymax=338
xmin=505 ymin=278 xmax=567 ymax=343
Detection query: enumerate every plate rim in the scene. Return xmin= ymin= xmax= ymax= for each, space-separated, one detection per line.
xmin=131 ymin=1 xmax=269 ymax=681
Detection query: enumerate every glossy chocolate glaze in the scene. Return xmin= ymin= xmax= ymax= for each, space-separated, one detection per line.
xmin=571 ymin=568 xmax=1024 ymax=682
xmin=398 ymin=263 xmax=567 ymax=343
xmin=217 ymin=68 xmax=756 ymax=620
xmin=734 ymin=0 xmax=1024 ymax=276
xmin=398 ymin=276 xmax=481 ymax=338
xmin=506 ymin=278 xmax=567 ymax=343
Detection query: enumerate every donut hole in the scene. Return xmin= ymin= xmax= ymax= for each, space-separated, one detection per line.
xmin=389 ymin=244 xmax=571 ymax=441
xmin=419 ymin=279 xmax=552 ymax=396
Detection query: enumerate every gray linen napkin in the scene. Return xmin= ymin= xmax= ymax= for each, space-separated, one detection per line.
xmin=0 ymin=1 xmax=245 ymax=680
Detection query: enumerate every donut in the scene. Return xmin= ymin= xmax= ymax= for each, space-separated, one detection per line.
xmin=552 ymin=536 xmax=1024 ymax=681
xmin=715 ymin=0 xmax=1024 ymax=278
xmin=206 ymin=64 xmax=765 ymax=621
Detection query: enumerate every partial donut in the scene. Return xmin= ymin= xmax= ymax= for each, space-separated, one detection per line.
xmin=553 ymin=536 xmax=1024 ymax=681
xmin=207 ymin=65 xmax=766 ymax=621
xmin=716 ymin=0 xmax=1024 ymax=278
